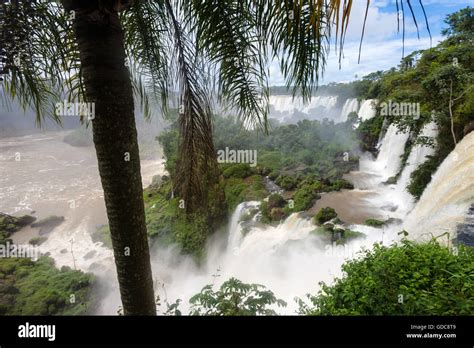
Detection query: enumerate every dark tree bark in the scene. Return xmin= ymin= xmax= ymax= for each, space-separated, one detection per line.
xmin=61 ymin=0 xmax=156 ymax=315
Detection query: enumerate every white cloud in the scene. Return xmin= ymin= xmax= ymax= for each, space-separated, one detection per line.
xmin=267 ymin=0 xmax=448 ymax=86
xmin=268 ymin=35 xmax=442 ymax=86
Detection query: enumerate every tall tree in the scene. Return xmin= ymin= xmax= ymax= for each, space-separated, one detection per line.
xmin=60 ymin=0 xmax=156 ymax=315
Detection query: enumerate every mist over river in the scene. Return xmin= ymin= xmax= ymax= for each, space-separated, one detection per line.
xmin=0 ymin=131 xmax=165 ymax=312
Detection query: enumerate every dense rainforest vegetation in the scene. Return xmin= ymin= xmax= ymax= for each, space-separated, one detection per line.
xmin=0 ymin=214 xmax=93 ymax=315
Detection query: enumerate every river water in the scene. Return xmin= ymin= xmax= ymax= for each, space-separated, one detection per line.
xmin=0 ymin=131 xmax=165 ymax=286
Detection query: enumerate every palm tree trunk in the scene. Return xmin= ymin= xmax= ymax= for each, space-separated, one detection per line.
xmin=61 ymin=0 xmax=156 ymax=315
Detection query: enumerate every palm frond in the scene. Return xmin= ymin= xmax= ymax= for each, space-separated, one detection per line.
xmin=0 ymin=0 xmax=82 ymax=125
xmin=121 ymin=0 xmax=170 ymax=119
xmin=187 ymin=0 xmax=269 ymax=132
xmin=165 ymin=0 xmax=217 ymax=213
xmin=263 ymin=0 xmax=331 ymax=102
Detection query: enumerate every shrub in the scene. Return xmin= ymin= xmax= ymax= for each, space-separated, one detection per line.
xmin=329 ymin=179 xmax=354 ymax=191
xmin=315 ymin=207 xmax=338 ymax=224
xmin=293 ymin=185 xmax=320 ymax=212
xmin=275 ymin=175 xmax=298 ymax=190
xmin=364 ymin=219 xmax=385 ymax=227
xmin=267 ymin=194 xmax=286 ymax=210
xmin=407 ymin=156 xmax=441 ymax=199
xmin=189 ymin=277 xmax=287 ymax=315
xmin=0 ymin=256 xmax=92 ymax=315
xmin=222 ymin=164 xmax=252 ymax=179
xmin=28 ymin=236 xmax=47 ymax=246
xmin=300 ymin=239 xmax=474 ymax=315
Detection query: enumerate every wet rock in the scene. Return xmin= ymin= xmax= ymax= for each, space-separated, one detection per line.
xmin=31 ymin=216 xmax=65 ymax=235
xmin=270 ymin=207 xmax=285 ymax=221
xmin=385 ymin=218 xmax=403 ymax=225
xmin=151 ymin=174 xmax=162 ymax=187
xmin=463 ymin=121 xmax=474 ymax=136
xmin=83 ymin=250 xmax=96 ymax=260
xmin=0 ymin=213 xmax=36 ymax=236
xmin=381 ymin=204 xmax=398 ymax=212
xmin=456 ymin=204 xmax=474 ymax=247
xmin=323 ymin=220 xmax=335 ymax=230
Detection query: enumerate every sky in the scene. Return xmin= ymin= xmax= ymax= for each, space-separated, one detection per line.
xmin=268 ymin=0 xmax=473 ymax=86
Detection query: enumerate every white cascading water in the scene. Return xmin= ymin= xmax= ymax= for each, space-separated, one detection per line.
xmin=340 ymin=98 xmax=359 ymax=123
xmin=358 ymin=99 xmax=378 ymax=121
xmin=390 ymin=122 xmax=438 ymax=216
xmin=404 ymin=131 xmax=474 ymax=244
xmin=360 ymin=123 xmax=410 ymax=181
xmin=141 ymin=202 xmax=401 ymax=315
xmin=269 ymin=95 xmax=364 ymax=124
xmin=269 ymin=95 xmax=339 ymax=124
xmin=269 ymin=95 xmax=338 ymax=114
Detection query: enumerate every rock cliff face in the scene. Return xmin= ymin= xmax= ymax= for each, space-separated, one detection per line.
xmin=457 ymin=204 xmax=474 ymax=246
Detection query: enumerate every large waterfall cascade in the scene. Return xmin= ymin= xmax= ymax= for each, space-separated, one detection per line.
xmin=404 ymin=131 xmax=474 ymax=244
xmin=268 ymin=95 xmax=377 ymax=124
xmin=357 ymin=99 xmax=378 ymax=121
xmin=269 ymin=95 xmax=338 ymax=114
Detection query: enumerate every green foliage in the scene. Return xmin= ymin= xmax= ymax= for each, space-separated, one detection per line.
xmin=441 ymin=7 xmax=473 ymax=44
xmin=189 ymin=277 xmax=287 ymax=316
xmin=0 ymin=213 xmax=36 ymax=235
xmin=327 ymin=179 xmax=354 ymax=191
xmin=364 ymin=219 xmax=385 ymax=227
xmin=28 ymin=236 xmax=47 ymax=246
xmin=143 ymin=180 xmax=228 ymax=257
xmin=212 ymin=116 xmax=359 ymax=182
xmin=357 ymin=114 xmax=385 ymax=153
xmin=0 ymin=213 xmax=36 ymax=245
xmin=259 ymin=201 xmax=271 ymax=224
xmin=300 ymin=240 xmax=474 ymax=315
xmin=222 ymin=163 xmax=252 ymax=179
xmin=315 ymin=207 xmax=338 ymax=224
xmin=0 ymin=256 xmax=92 ymax=315
xmin=259 ymin=194 xmax=288 ymax=223
xmin=157 ymin=129 xmax=180 ymax=176
xmin=407 ymin=156 xmax=441 ymax=199
xmin=91 ymin=225 xmax=112 ymax=249
xmin=275 ymin=175 xmax=298 ymax=190
xmin=224 ymin=176 xmax=268 ymax=212
xmin=267 ymin=194 xmax=286 ymax=210
xmin=384 ymin=176 xmax=398 ymax=185
xmin=292 ymin=184 xmax=321 ymax=212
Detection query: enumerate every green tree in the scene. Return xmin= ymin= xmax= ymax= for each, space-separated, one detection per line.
xmin=189 ymin=278 xmax=287 ymax=315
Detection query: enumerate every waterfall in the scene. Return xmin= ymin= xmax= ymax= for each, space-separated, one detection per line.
xmin=227 ymin=201 xmax=260 ymax=251
xmin=340 ymin=98 xmax=360 ymax=122
xmin=361 ymin=123 xmax=410 ymax=181
xmin=397 ymin=122 xmax=438 ymax=190
xmin=358 ymin=99 xmax=378 ymax=121
xmin=404 ymin=131 xmax=474 ymax=244
xmin=391 ymin=122 xmax=438 ymax=215
xmin=269 ymin=95 xmax=338 ymax=114
xmin=269 ymin=95 xmax=339 ymax=123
